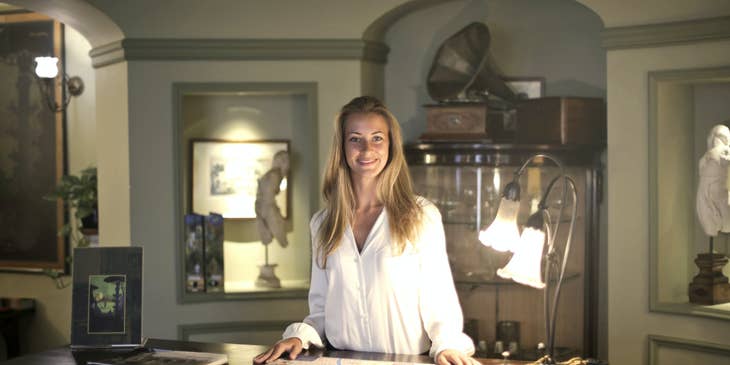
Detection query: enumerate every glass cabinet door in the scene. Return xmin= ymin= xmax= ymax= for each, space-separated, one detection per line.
xmin=406 ymin=143 xmax=602 ymax=361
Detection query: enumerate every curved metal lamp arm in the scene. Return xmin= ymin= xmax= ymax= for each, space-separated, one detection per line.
xmin=500 ymin=154 xmax=565 ymax=208
xmin=541 ymin=176 xmax=578 ymax=364
xmin=512 ymin=153 xmax=565 ymax=180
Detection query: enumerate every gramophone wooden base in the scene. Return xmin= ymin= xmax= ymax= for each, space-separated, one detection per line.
xmin=688 ymin=253 xmax=730 ymax=305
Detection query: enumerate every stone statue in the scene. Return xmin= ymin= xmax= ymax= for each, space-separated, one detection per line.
xmin=691 ymin=124 xmax=730 ymax=305
xmin=254 ymin=150 xmax=289 ymax=288
xmin=696 ymin=124 xmax=730 ymax=237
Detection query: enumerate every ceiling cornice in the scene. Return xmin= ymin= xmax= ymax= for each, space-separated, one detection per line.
xmin=602 ymin=15 xmax=730 ymax=50
xmin=89 ymin=38 xmax=390 ymax=68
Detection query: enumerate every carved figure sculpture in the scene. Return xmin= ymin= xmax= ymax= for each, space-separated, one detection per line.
xmin=255 ymin=150 xmax=289 ymax=248
xmin=254 ymin=150 xmax=289 ymax=288
xmin=696 ymin=124 xmax=730 ymax=236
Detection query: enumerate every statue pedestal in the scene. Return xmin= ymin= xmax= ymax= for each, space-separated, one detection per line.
xmin=256 ymin=264 xmax=281 ymax=288
xmin=688 ymin=253 xmax=730 ymax=305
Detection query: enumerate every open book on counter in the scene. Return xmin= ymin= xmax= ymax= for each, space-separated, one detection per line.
xmin=87 ymin=348 xmax=228 ymax=365
xmin=270 ymin=357 xmax=433 ymax=365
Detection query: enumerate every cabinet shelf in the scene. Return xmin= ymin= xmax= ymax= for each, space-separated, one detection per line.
xmin=454 ymin=272 xmax=581 ymax=289
xmin=406 ymin=141 xmax=602 ymax=358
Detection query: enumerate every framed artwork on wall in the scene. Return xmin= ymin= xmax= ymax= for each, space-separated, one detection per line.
xmin=504 ymin=77 xmax=546 ymax=99
xmin=190 ymin=139 xmax=290 ymax=220
xmin=0 ymin=12 xmax=67 ymax=272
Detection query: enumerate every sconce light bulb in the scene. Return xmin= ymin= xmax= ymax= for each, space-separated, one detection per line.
xmin=479 ymin=198 xmax=521 ymax=252
xmin=34 ymin=57 xmax=59 ymax=78
xmin=497 ymin=225 xmax=546 ymax=289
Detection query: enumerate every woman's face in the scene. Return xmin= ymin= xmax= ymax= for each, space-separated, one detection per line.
xmin=343 ymin=112 xmax=390 ymax=180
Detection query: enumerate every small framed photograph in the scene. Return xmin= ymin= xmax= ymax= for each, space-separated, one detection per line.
xmin=190 ymin=139 xmax=290 ymax=219
xmin=504 ymin=77 xmax=546 ymax=99
xmin=71 ymin=247 xmax=143 ymax=348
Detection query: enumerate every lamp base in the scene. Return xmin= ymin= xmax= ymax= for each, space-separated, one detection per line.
xmin=688 ymin=253 xmax=730 ymax=305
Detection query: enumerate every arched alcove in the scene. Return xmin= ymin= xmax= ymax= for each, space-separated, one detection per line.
xmin=0 ymin=0 xmax=129 ymax=352
xmin=4 ymin=0 xmax=123 ymax=47
xmin=369 ymin=0 xmax=606 ymax=142
xmin=362 ymin=0 xmax=608 ymax=359
xmin=6 ymin=0 xmax=132 ymax=249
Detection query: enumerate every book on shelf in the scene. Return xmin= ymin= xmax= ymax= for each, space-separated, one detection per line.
xmin=184 ymin=213 xmax=206 ymax=292
xmin=87 ymin=348 xmax=228 ymax=365
xmin=204 ymin=212 xmax=224 ymax=293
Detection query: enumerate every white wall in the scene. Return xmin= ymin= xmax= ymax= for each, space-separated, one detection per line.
xmin=607 ymin=39 xmax=730 ymax=365
xmin=578 ymin=0 xmax=730 ymax=27
xmin=0 ymin=24 xmax=95 ymax=354
xmin=383 ymin=0 xmax=605 ymax=142
xmin=83 ymin=0 xmax=411 ymax=39
xmin=65 ymin=26 xmax=96 ymax=172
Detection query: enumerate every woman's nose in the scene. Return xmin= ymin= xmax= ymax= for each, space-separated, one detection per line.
xmin=359 ymin=140 xmax=371 ymax=151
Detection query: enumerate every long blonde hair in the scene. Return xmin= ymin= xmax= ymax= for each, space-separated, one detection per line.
xmin=316 ymin=96 xmax=423 ymax=268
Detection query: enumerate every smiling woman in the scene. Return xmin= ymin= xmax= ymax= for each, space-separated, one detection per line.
xmin=255 ymin=96 xmax=476 ymax=365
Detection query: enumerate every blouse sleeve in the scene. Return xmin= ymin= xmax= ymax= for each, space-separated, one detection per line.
xmin=417 ymin=201 xmax=475 ymax=358
xmin=281 ymin=212 xmax=327 ymax=349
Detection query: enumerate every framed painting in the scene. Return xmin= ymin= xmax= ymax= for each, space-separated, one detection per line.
xmin=504 ymin=77 xmax=546 ymax=99
xmin=71 ymin=247 xmax=143 ymax=348
xmin=190 ymin=139 xmax=290 ymax=220
xmin=0 ymin=12 xmax=66 ymax=272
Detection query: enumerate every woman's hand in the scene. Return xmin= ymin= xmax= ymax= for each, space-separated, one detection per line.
xmin=435 ymin=349 xmax=479 ymax=365
xmin=254 ymin=337 xmax=304 ymax=364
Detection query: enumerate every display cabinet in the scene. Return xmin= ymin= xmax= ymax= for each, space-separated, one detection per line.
xmin=405 ymin=142 xmax=603 ymax=361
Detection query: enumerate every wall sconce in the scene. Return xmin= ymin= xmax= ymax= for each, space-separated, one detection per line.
xmin=479 ymin=154 xmax=579 ymax=365
xmin=34 ymin=56 xmax=84 ymax=113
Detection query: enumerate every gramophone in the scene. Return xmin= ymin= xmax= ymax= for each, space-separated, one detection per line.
xmin=422 ymin=22 xmax=518 ymax=142
xmin=423 ymin=22 xmax=605 ymax=146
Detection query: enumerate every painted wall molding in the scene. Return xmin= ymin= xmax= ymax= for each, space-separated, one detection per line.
xmin=602 ymin=16 xmax=730 ymax=50
xmin=648 ymin=335 xmax=730 ymax=365
xmin=89 ymin=38 xmax=389 ymax=68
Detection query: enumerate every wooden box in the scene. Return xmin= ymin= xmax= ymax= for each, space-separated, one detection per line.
xmin=515 ymin=97 xmax=605 ymax=145
xmin=421 ymin=103 xmax=489 ymax=141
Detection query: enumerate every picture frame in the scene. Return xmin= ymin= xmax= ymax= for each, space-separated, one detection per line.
xmin=190 ymin=139 xmax=290 ymax=219
xmin=71 ymin=247 xmax=143 ymax=348
xmin=504 ymin=77 xmax=546 ymax=99
xmin=0 ymin=13 xmax=67 ymax=272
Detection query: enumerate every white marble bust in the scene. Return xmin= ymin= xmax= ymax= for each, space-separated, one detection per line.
xmin=696 ymin=124 xmax=730 ymax=237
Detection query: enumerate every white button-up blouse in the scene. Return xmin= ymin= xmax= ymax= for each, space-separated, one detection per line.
xmin=282 ymin=198 xmax=475 ymax=357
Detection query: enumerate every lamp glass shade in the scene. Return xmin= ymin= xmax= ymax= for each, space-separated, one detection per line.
xmin=34 ymin=57 xmax=59 ymax=78
xmin=479 ymin=198 xmax=520 ymax=252
xmin=496 ymin=226 xmax=546 ymax=288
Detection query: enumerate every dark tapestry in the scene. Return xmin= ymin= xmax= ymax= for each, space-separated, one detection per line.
xmin=0 ymin=14 xmax=65 ymax=271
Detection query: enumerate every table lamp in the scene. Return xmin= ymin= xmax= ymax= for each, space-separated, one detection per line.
xmin=479 ymin=154 xmax=578 ymax=365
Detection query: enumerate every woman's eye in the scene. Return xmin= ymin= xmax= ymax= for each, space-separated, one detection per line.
xmin=372 ymin=135 xmax=383 ymax=142
xmin=349 ymin=137 xmax=360 ymax=143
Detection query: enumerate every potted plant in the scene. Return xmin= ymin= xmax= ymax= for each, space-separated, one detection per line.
xmin=46 ymin=166 xmax=98 ymax=249
xmin=42 ymin=166 xmax=98 ymax=288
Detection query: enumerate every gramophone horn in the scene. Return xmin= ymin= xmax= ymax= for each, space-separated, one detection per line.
xmin=427 ymin=22 xmax=517 ymax=102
